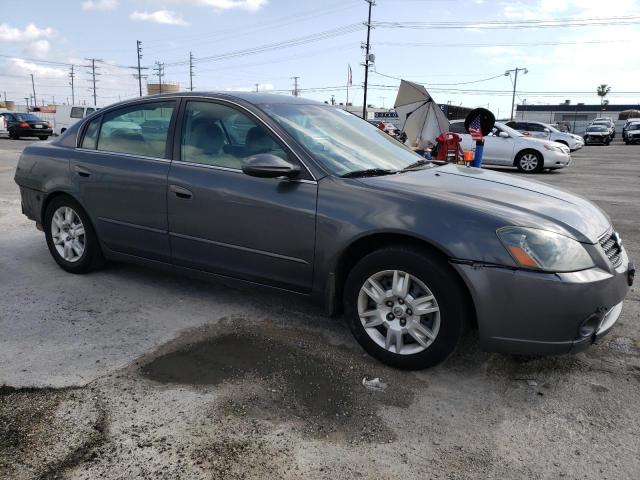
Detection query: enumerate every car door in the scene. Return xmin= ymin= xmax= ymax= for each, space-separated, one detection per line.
xmin=73 ymin=100 xmax=177 ymax=262
xmin=482 ymin=126 xmax=515 ymax=166
xmin=167 ymin=99 xmax=318 ymax=293
xmin=526 ymin=123 xmax=550 ymax=140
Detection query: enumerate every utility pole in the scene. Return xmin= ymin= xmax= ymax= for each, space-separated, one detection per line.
xmin=189 ymin=51 xmax=195 ymax=92
xmin=291 ymin=76 xmax=299 ymax=96
xmin=24 ymin=97 xmax=29 ymax=110
xmin=505 ymin=67 xmax=528 ymax=121
xmin=137 ymin=41 xmax=143 ymax=96
xmin=153 ymin=61 xmax=165 ymax=93
xmin=84 ymin=58 xmax=102 ymax=106
xmin=69 ymin=65 xmax=75 ymax=105
xmin=255 ymin=83 xmax=260 ymax=92
xmin=30 ymin=74 xmax=37 ymax=107
xmin=362 ymin=0 xmax=375 ymax=119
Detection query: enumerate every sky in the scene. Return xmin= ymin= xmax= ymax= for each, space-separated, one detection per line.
xmin=1 ymin=0 xmax=640 ymax=117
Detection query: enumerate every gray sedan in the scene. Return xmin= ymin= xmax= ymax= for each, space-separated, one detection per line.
xmin=14 ymin=92 xmax=634 ymax=369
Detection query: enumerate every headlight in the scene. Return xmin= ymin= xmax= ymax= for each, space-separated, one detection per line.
xmin=497 ymin=227 xmax=595 ymax=272
xmin=543 ymin=143 xmax=563 ymax=152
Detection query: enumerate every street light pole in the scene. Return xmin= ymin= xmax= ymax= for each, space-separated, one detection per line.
xmin=505 ymin=67 xmax=528 ymax=121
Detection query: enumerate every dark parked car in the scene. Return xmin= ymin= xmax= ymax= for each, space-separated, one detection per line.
xmin=624 ymin=122 xmax=640 ymax=144
xmin=0 ymin=112 xmax=52 ymax=140
xmin=583 ymin=125 xmax=611 ymax=145
xmin=14 ymin=93 xmax=634 ymax=369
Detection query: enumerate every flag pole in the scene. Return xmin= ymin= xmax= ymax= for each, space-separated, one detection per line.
xmin=346 ymin=64 xmax=350 ymax=111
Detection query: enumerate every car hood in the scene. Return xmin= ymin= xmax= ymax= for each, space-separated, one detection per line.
xmin=357 ymin=164 xmax=611 ymax=243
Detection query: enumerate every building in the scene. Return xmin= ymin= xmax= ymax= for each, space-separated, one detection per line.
xmin=515 ymin=102 xmax=640 ymax=133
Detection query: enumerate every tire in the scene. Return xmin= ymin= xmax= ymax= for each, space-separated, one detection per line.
xmin=515 ymin=150 xmax=543 ymax=173
xmin=44 ymin=195 xmax=105 ymax=274
xmin=9 ymin=129 xmax=19 ymax=140
xmin=38 ymin=136 xmax=48 ymax=140
xmin=343 ymin=246 xmax=467 ymax=369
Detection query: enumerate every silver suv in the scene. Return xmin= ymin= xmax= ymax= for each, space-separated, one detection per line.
xmin=506 ymin=121 xmax=584 ymax=151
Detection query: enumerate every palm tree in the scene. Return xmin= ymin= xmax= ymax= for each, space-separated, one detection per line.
xmin=597 ymin=84 xmax=611 ymax=113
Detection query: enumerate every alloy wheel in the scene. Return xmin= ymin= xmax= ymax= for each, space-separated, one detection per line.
xmin=51 ymin=206 xmax=86 ymax=262
xmin=357 ymin=270 xmax=441 ymax=355
xmin=519 ymin=153 xmax=539 ymax=171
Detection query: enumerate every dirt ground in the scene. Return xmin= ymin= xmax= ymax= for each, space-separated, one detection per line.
xmin=1 ymin=137 xmax=638 ymax=479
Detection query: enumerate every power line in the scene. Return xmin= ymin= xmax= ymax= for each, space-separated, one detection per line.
xmin=373 ymin=15 xmax=640 ymax=30
xmin=163 ymin=23 xmax=364 ymax=67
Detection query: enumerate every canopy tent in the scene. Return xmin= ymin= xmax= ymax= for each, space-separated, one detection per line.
xmin=618 ymin=109 xmax=640 ymax=121
xmin=394 ymin=80 xmax=450 ymax=147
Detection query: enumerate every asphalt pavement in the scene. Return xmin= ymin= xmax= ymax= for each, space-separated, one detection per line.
xmin=0 ymin=137 xmax=638 ymax=479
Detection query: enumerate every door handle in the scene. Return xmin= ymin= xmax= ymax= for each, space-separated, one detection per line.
xmin=169 ymin=184 xmax=193 ymax=199
xmin=74 ymin=165 xmax=91 ymax=177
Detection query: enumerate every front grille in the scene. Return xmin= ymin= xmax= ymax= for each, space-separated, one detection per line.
xmin=599 ymin=229 xmax=623 ymax=268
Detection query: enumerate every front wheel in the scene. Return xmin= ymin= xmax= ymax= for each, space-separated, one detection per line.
xmin=344 ymin=246 xmax=467 ymax=369
xmin=38 ymin=136 xmax=49 ymax=140
xmin=44 ymin=196 xmax=104 ymax=274
xmin=515 ymin=150 xmax=543 ymax=173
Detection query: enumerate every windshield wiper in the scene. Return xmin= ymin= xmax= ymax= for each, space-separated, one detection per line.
xmin=341 ymin=168 xmax=397 ymax=178
xmin=401 ymin=159 xmax=434 ymax=171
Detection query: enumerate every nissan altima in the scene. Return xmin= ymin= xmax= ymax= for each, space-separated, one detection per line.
xmin=14 ymin=93 xmax=634 ymax=369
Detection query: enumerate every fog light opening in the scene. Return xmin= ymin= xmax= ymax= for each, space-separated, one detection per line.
xmin=578 ymin=313 xmax=603 ymax=338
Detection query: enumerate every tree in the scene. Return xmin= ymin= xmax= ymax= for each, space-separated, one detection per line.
xmin=597 ymin=84 xmax=611 ymax=113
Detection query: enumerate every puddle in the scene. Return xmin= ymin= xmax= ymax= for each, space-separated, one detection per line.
xmin=140 ymin=327 xmax=415 ymax=442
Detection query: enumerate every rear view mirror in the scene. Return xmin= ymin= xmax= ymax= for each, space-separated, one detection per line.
xmin=241 ymin=153 xmax=300 ymax=179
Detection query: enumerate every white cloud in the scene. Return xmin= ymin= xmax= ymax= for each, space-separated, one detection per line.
xmin=82 ymin=0 xmax=118 ymax=11
xmin=184 ymin=0 xmax=267 ymax=12
xmin=228 ymin=83 xmax=274 ymax=92
xmin=130 ymin=10 xmax=190 ymax=26
xmin=0 ymin=23 xmax=55 ymax=42
xmin=11 ymin=58 xmax=67 ymax=77
xmin=24 ymin=40 xmax=51 ymax=58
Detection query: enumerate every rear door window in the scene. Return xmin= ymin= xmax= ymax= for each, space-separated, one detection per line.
xmin=96 ymin=101 xmax=175 ymax=158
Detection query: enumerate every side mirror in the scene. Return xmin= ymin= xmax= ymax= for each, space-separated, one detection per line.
xmin=543 ymin=128 xmax=550 ymax=133
xmin=498 ymin=131 xmax=510 ymax=138
xmin=241 ymin=153 xmax=300 ymax=179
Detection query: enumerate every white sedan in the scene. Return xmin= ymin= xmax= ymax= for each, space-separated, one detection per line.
xmin=449 ymin=120 xmax=571 ymax=173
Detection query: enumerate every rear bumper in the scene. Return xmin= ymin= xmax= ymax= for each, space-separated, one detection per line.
xmin=16 ymin=128 xmax=52 ymax=136
xmin=453 ymin=248 xmax=633 ymax=356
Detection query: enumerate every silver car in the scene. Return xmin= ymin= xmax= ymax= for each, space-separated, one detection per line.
xmin=13 ymin=92 xmax=634 ymax=369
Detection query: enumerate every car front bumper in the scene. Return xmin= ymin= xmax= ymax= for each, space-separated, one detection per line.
xmin=545 ymin=149 xmax=571 ymax=169
xmin=453 ymin=247 xmax=633 ymax=355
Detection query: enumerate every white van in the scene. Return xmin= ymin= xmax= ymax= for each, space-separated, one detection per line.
xmin=52 ymin=105 xmax=98 ymax=135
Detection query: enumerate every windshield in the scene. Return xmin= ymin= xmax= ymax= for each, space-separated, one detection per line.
xmin=628 ymin=124 xmax=640 ymax=131
xmin=16 ymin=113 xmax=43 ymax=122
xmin=587 ymin=126 xmax=607 ymax=132
xmin=261 ymin=103 xmax=424 ymax=176
xmin=493 ymin=122 xmax=523 ymax=137
xmin=546 ymin=124 xmax=561 ymax=133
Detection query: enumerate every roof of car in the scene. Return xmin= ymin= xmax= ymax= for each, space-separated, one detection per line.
xmin=141 ymin=91 xmax=326 ymax=105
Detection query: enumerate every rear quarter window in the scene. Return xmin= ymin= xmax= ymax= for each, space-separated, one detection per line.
xmin=81 ymin=116 xmax=101 ymax=149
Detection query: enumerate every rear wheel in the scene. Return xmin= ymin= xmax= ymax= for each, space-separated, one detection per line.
xmin=9 ymin=129 xmax=19 ymax=140
xmin=515 ymin=150 xmax=543 ymax=173
xmin=344 ymin=246 xmax=467 ymax=369
xmin=38 ymin=136 xmax=48 ymax=140
xmin=44 ymin=196 xmax=105 ymax=274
